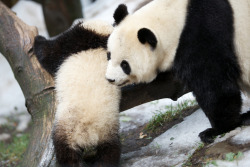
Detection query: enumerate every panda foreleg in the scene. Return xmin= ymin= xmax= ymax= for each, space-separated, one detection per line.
xmin=195 ymin=84 xmax=242 ymax=143
xmin=92 ymin=135 xmax=121 ymax=167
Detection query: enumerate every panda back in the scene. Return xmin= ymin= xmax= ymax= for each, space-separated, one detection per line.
xmin=54 ymin=48 xmax=120 ymax=147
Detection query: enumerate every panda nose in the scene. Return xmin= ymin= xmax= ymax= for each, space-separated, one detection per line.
xmin=107 ymin=79 xmax=115 ymax=83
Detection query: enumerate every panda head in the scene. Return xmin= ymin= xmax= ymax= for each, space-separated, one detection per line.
xmin=106 ymin=4 xmax=164 ymax=87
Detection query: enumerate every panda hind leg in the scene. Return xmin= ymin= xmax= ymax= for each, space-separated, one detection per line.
xmin=197 ymin=86 xmax=242 ymax=144
xmin=91 ymin=136 xmax=121 ymax=167
xmin=199 ymin=110 xmax=250 ymax=144
xmin=53 ymin=129 xmax=84 ymax=167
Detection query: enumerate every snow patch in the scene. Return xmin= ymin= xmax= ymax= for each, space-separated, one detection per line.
xmin=212 ymin=127 xmax=242 ymax=144
xmin=0 ymin=55 xmax=26 ymax=116
xmin=83 ymin=0 xmax=147 ymax=23
xmin=120 ymin=92 xmax=196 ymax=132
xmin=230 ymin=126 xmax=250 ymax=145
xmin=12 ymin=1 xmax=48 ymax=37
xmin=121 ymin=109 xmax=211 ymax=166
xmin=215 ymin=150 xmax=250 ymax=167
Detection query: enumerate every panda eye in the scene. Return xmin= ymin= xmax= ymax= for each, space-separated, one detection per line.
xmin=107 ymin=52 xmax=111 ymax=61
xmin=120 ymin=60 xmax=131 ymax=75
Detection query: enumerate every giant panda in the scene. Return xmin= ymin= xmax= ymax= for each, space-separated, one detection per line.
xmin=34 ymin=20 xmax=121 ymax=167
xmin=105 ymin=0 xmax=250 ymax=143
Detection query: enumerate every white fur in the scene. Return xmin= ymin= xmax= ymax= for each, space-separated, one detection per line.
xmin=106 ymin=0 xmax=250 ymax=94
xmin=106 ymin=61 xmax=128 ymax=86
xmin=228 ymin=0 xmax=250 ymax=97
xmin=79 ymin=19 xmax=114 ymax=35
xmin=55 ymin=22 xmax=120 ymax=150
xmin=106 ymin=0 xmax=189 ymax=86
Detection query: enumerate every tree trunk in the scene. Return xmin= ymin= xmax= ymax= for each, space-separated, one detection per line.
xmin=1 ymin=0 xmax=18 ymax=8
xmin=41 ymin=0 xmax=83 ymax=37
xmin=0 ymin=2 xmax=56 ymax=166
xmin=0 ymin=2 xmax=186 ymax=166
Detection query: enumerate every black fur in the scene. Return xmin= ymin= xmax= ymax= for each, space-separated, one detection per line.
xmin=52 ymin=127 xmax=84 ymax=167
xmin=52 ymin=126 xmax=121 ymax=167
xmin=174 ymin=0 xmax=245 ymax=143
xmin=34 ymin=22 xmax=109 ymax=76
xmin=120 ymin=60 xmax=131 ymax=75
xmin=137 ymin=28 xmax=157 ymax=49
xmin=34 ymin=22 xmax=121 ymax=166
xmin=107 ymin=52 xmax=111 ymax=61
xmin=113 ymin=4 xmax=128 ymax=26
xmin=92 ymin=136 xmax=121 ymax=167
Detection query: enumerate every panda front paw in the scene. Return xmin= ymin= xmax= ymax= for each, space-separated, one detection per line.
xmin=199 ymin=128 xmax=220 ymax=144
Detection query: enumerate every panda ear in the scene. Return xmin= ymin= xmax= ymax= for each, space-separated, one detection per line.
xmin=113 ymin=4 xmax=128 ymax=25
xmin=137 ymin=28 xmax=157 ymax=49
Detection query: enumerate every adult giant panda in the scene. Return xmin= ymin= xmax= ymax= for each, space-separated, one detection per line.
xmin=105 ymin=0 xmax=250 ymax=143
xmin=34 ymin=20 xmax=121 ymax=167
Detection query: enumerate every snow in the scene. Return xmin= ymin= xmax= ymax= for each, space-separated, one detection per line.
xmin=0 ymin=55 xmax=26 ymax=117
xmin=12 ymin=1 xmax=48 ymax=37
xmin=231 ymin=127 xmax=250 ymax=145
xmin=215 ymin=150 xmax=250 ymax=167
xmin=120 ymin=92 xmax=195 ymax=132
xmin=122 ymin=109 xmax=211 ymax=167
xmin=1 ymin=0 xmax=250 ymax=166
xmin=83 ymin=0 xmax=146 ymax=23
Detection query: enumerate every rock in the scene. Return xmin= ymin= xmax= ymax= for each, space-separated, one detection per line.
xmin=0 ymin=133 xmax=10 ymax=141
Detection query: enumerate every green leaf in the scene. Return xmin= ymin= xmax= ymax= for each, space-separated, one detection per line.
xmin=225 ymin=152 xmax=235 ymax=161
xmin=121 ymin=116 xmax=132 ymax=122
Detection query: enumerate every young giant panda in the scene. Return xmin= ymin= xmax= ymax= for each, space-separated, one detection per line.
xmin=34 ymin=20 xmax=121 ymax=167
xmin=105 ymin=0 xmax=250 ymax=143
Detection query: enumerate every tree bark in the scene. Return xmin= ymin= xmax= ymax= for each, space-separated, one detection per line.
xmin=0 ymin=2 xmax=186 ymax=166
xmin=0 ymin=2 xmax=56 ymax=166
xmin=120 ymin=71 xmax=187 ymax=111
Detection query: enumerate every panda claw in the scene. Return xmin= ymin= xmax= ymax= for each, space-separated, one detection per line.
xmin=199 ymin=128 xmax=219 ymax=144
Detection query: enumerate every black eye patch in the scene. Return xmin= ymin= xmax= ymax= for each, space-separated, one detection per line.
xmin=107 ymin=52 xmax=111 ymax=61
xmin=120 ymin=60 xmax=131 ymax=75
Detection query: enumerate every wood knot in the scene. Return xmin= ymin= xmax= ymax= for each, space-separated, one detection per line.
xmin=17 ymin=66 xmax=23 ymax=73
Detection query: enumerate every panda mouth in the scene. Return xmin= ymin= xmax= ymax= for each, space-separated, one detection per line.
xmin=118 ymin=80 xmax=130 ymax=87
